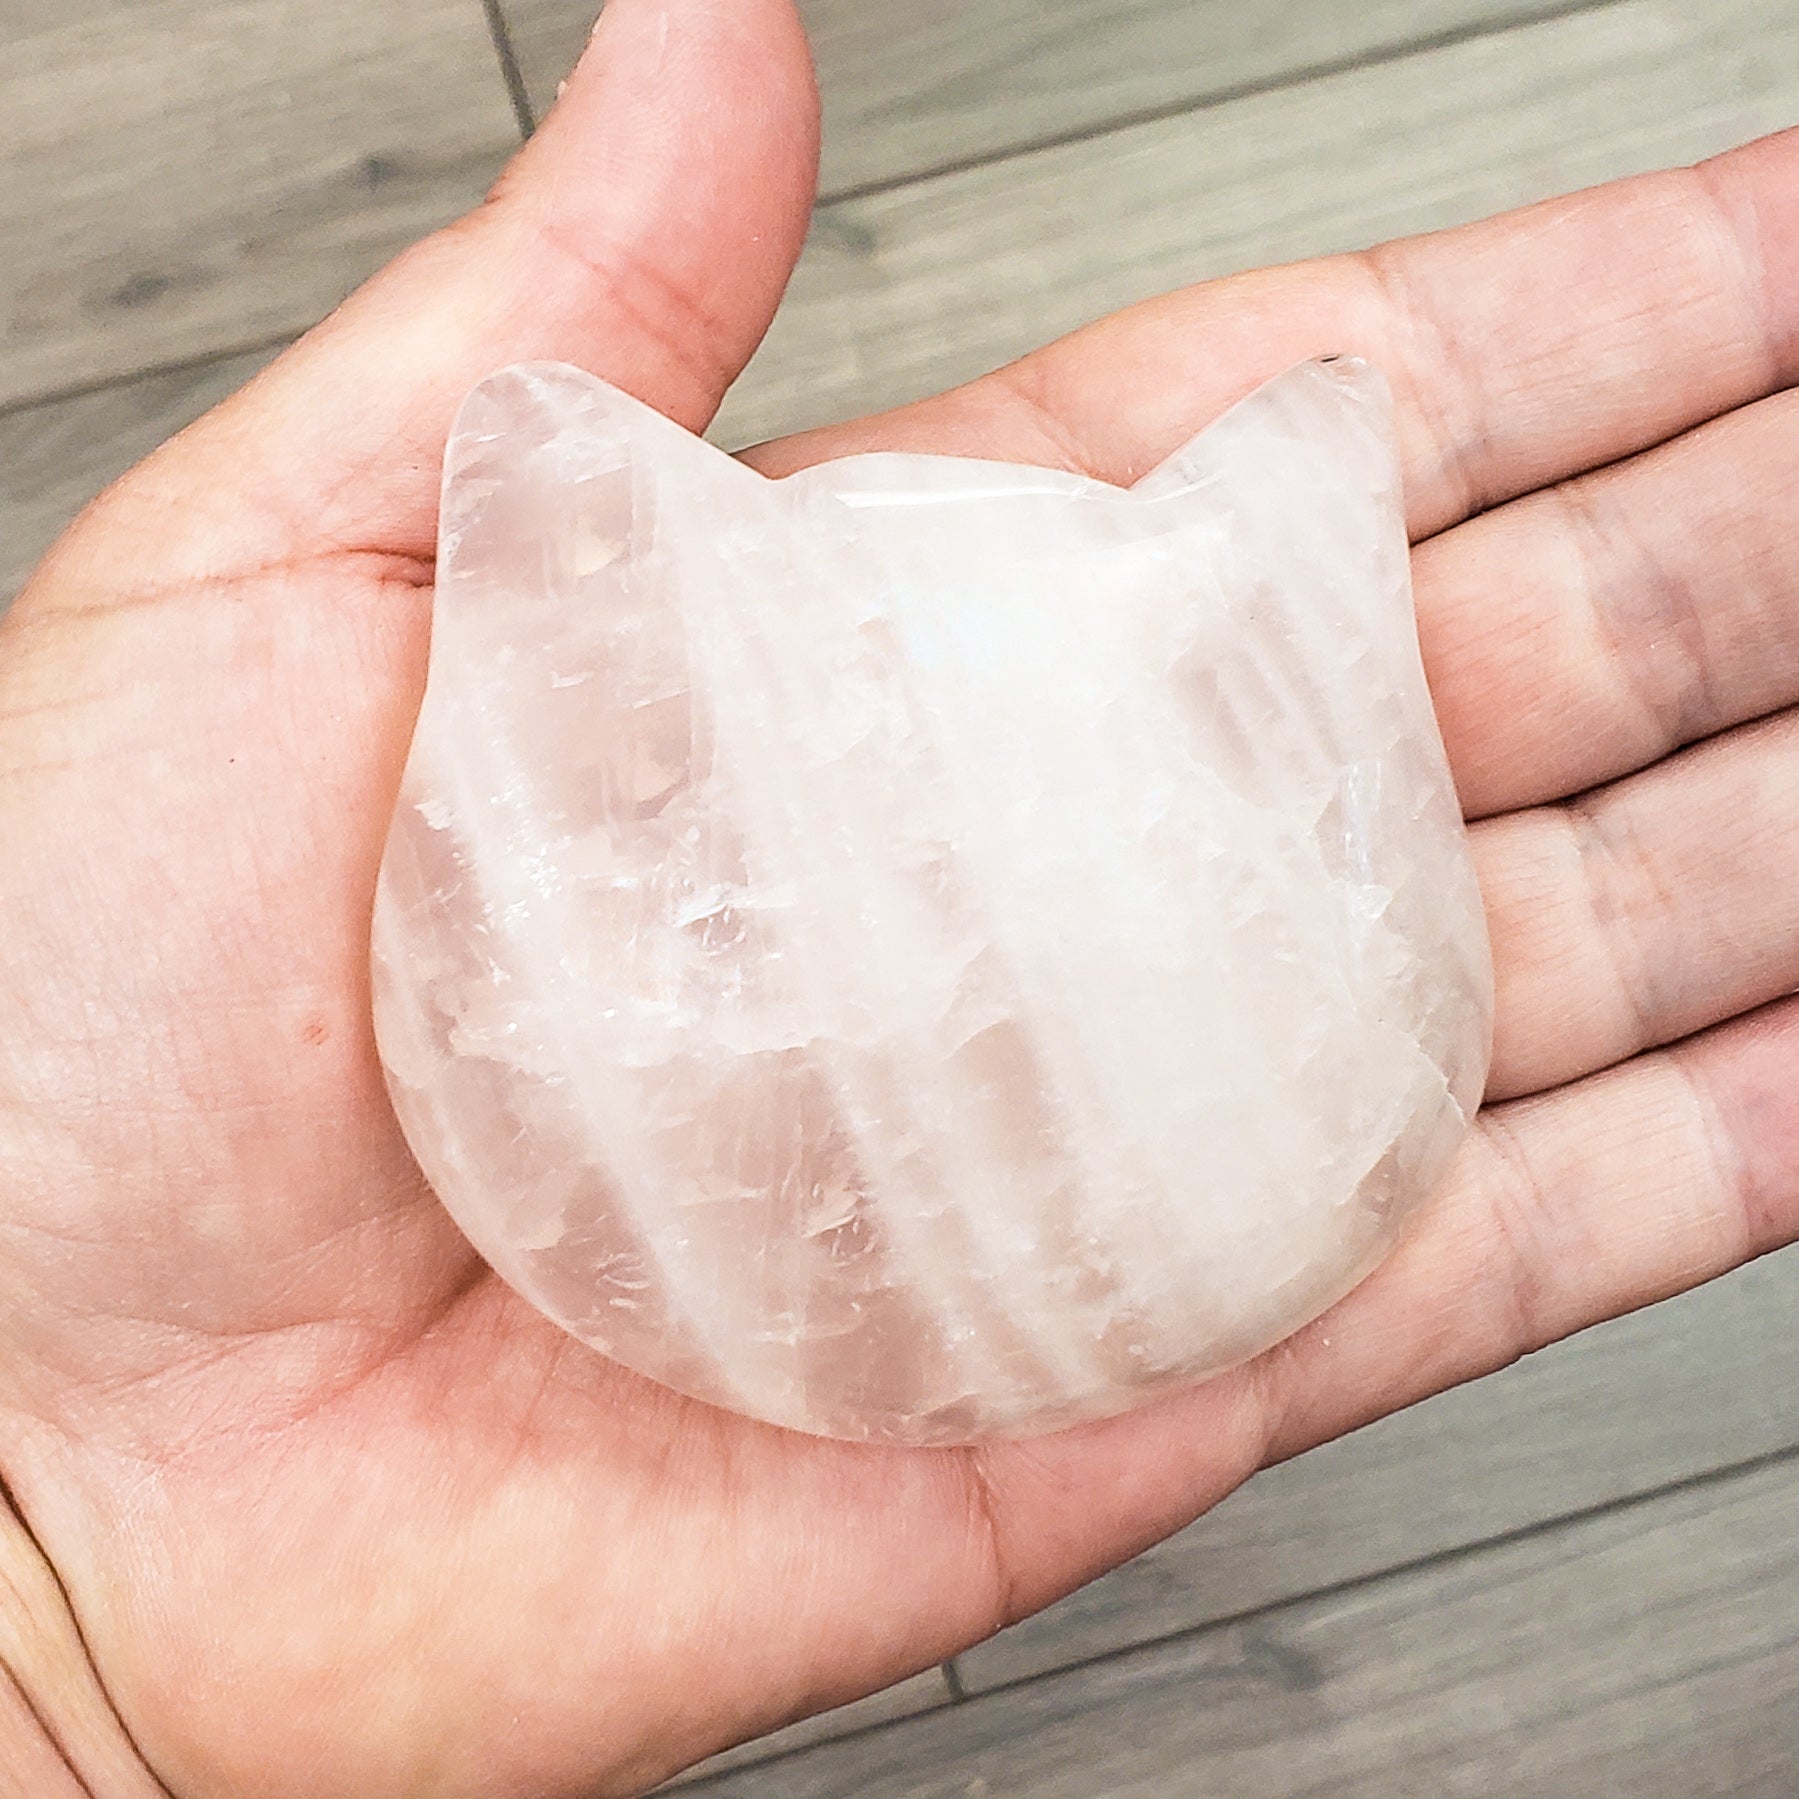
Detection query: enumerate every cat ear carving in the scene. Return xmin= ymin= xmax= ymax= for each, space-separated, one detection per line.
xmin=434 ymin=363 xmax=758 ymax=624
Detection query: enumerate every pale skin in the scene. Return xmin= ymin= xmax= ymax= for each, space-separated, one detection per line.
xmin=2 ymin=1 xmax=1797 ymax=1793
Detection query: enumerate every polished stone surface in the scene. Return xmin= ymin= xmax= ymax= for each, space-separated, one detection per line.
xmin=372 ymin=359 xmax=1493 ymax=1444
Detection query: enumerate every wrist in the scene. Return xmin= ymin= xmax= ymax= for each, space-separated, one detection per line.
xmin=0 ymin=1481 xmax=170 ymax=1798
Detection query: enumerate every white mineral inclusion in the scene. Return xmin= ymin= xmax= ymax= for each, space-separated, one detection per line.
xmin=371 ymin=358 xmax=1494 ymax=1445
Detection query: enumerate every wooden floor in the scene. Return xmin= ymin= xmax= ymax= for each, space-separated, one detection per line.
xmin=5 ymin=1 xmax=1799 ymax=1792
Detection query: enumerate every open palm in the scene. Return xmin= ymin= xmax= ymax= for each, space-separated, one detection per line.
xmin=2 ymin=3 xmax=1796 ymax=1795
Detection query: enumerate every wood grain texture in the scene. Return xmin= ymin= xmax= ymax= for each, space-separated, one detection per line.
xmin=0 ymin=348 xmax=279 ymax=606
xmin=7 ymin=1 xmax=1799 ymax=1795
xmin=501 ymin=0 xmax=1588 ymax=196
xmin=0 ymin=0 xmax=518 ymax=410
xmin=958 ymin=1251 xmax=1799 ymax=1689
xmin=714 ymin=0 xmax=1799 ymax=448
xmin=685 ymin=1452 xmax=1799 ymax=1797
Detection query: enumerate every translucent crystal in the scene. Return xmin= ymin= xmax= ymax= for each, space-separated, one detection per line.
xmin=371 ymin=359 xmax=1493 ymax=1445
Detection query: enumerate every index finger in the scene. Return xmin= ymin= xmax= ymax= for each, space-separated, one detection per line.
xmin=750 ymin=129 xmax=1799 ymax=542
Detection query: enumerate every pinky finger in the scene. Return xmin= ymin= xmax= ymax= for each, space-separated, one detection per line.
xmin=1254 ymin=990 xmax=1799 ymax=1468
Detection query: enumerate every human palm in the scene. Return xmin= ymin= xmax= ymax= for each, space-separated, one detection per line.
xmin=2 ymin=3 xmax=1796 ymax=1795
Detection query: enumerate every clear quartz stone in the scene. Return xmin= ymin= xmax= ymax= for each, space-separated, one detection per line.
xmin=371 ymin=358 xmax=1494 ymax=1445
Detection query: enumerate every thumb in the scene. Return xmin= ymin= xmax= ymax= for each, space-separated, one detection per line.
xmin=44 ymin=0 xmax=820 ymax=590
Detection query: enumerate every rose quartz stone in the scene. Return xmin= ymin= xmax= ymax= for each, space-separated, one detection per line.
xmin=371 ymin=359 xmax=1492 ymax=1445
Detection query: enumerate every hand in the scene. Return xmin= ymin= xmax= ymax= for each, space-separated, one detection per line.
xmin=3 ymin=2 xmax=1796 ymax=1794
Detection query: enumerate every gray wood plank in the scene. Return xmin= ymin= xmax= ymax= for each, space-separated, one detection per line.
xmin=663 ymin=1671 xmax=953 ymax=1790
xmin=685 ymin=1452 xmax=1799 ymax=1797
xmin=0 ymin=0 xmax=519 ymax=410
xmin=501 ymin=0 xmax=1591 ymax=197
xmin=0 ymin=348 xmax=280 ymax=608
xmin=958 ymin=1250 xmax=1799 ymax=1689
xmin=715 ymin=0 xmax=1799 ymax=448
xmin=6 ymin=14 xmax=1797 ymax=1789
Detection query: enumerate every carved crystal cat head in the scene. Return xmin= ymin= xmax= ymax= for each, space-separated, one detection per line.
xmin=371 ymin=358 xmax=1493 ymax=1445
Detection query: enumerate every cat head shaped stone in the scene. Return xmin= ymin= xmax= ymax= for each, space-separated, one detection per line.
xmin=371 ymin=358 xmax=1493 ymax=1445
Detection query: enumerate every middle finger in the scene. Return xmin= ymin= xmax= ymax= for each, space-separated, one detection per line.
xmin=1419 ymin=385 xmax=1799 ymax=821
xmin=1478 ymin=705 xmax=1799 ymax=1102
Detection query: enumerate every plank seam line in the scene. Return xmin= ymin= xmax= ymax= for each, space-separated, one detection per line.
xmin=816 ymin=0 xmax=1633 ymax=208
xmin=0 ymin=332 xmax=300 ymax=426
xmin=699 ymin=1438 xmax=1799 ymax=1783
xmin=0 ymin=0 xmax=1650 ymax=423
xmin=953 ymin=1438 xmax=1799 ymax=1702
xmin=479 ymin=0 xmax=537 ymax=140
